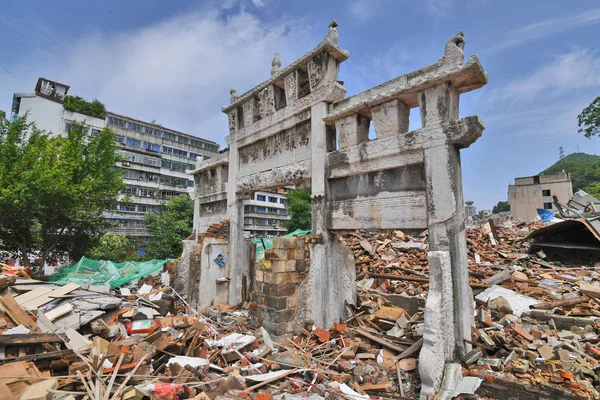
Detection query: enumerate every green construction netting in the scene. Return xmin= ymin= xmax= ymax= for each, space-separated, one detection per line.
xmin=251 ymin=229 xmax=310 ymax=262
xmin=51 ymin=256 xmax=170 ymax=289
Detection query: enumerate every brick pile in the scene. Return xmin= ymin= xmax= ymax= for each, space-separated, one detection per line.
xmin=250 ymin=236 xmax=308 ymax=337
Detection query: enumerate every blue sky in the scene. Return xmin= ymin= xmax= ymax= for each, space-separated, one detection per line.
xmin=1 ymin=0 xmax=600 ymax=209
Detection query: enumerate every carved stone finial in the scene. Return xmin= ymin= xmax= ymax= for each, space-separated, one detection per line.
xmin=230 ymin=88 xmax=238 ymax=102
xmin=271 ymin=52 xmax=281 ymax=76
xmin=443 ymin=31 xmax=465 ymax=65
xmin=326 ymin=19 xmax=339 ymax=45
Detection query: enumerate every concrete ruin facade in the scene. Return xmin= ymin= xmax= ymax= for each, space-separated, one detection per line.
xmin=185 ymin=23 xmax=488 ymax=396
xmin=508 ymin=172 xmax=573 ymax=221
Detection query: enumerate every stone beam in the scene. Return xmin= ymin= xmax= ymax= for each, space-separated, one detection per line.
xmin=327 ymin=149 xmax=423 ymax=179
xmin=326 ymin=116 xmax=484 ymax=169
xmin=335 ymin=113 xmax=370 ymax=149
xmin=323 ymin=55 xmax=487 ymax=124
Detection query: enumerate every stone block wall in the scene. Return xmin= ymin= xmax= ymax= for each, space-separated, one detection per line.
xmin=250 ymin=236 xmax=309 ymax=337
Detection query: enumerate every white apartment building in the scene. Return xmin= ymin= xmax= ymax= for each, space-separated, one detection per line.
xmin=11 ymin=78 xmax=219 ymax=240
xmin=244 ymin=188 xmax=292 ymax=237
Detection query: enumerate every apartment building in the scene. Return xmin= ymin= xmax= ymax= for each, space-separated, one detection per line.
xmin=508 ymin=172 xmax=573 ymax=221
xmin=243 ymin=188 xmax=292 ymax=237
xmin=11 ymin=77 xmax=219 ymax=240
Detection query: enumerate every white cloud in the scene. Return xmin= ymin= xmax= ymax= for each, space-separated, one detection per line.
xmin=487 ymin=49 xmax=600 ymax=105
xmin=492 ymin=8 xmax=600 ymax=52
xmin=0 ymin=8 xmax=314 ymax=147
xmin=348 ymin=0 xmax=383 ymax=23
xmin=423 ymin=0 xmax=456 ymax=18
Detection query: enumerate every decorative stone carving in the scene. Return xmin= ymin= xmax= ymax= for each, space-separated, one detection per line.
xmin=442 ymin=31 xmax=465 ymax=65
xmin=371 ymin=98 xmax=410 ymax=138
xmin=325 ymin=19 xmax=339 ymax=45
xmin=242 ymin=98 xmax=257 ymax=127
xmin=284 ymin=71 xmax=298 ymax=105
xmin=230 ymin=88 xmax=238 ymax=103
xmin=236 ymin=160 xmax=311 ymax=193
xmin=228 ymin=109 xmax=238 ymax=133
xmin=271 ymin=52 xmax=281 ymax=76
xmin=308 ymin=53 xmax=325 ymax=91
xmin=258 ymin=85 xmax=276 ymax=119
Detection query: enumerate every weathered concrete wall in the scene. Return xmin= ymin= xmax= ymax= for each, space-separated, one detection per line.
xmin=508 ymin=177 xmax=573 ymax=221
xmin=196 ymin=238 xmax=230 ymax=312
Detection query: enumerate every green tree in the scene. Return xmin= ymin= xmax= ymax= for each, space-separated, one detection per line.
xmin=0 ymin=115 xmax=124 ymax=269
xmin=578 ymin=96 xmax=600 ymax=139
xmin=284 ymin=189 xmax=312 ymax=232
xmin=492 ymin=201 xmax=510 ymax=214
xmin=145 ymin=194 xmax=193 ymax=259
xmin=88 ymin=235 xmax=139 ymax=262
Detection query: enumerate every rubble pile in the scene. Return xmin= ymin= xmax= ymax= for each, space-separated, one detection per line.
xmin=2 ymin=220 xmax=600 ymax=399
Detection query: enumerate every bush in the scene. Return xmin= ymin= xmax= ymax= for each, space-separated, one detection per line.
xmin=63 ymin=96 xmax=106 ymax=119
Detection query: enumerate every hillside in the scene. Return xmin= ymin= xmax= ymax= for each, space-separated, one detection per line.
xmin=541 ymin=152 xmax=600 ymax=191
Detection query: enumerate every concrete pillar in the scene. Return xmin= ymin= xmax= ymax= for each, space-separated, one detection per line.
xmin=418 ymin=82 xmax=459 ymax=127
xmin=423 ymin=144 xmax=472 ymax=360
xmin=419 ymin=251 xmax=456 ymax=399
xmin=226 ymin=139 xmax=248 ymax=305
xmin=335 ymin=113 xmax=370 ymax=149
xmin=296 ymin=101 xmax=356 ymax=330
xmin=371 ymin=99 xmax=410 ymax=138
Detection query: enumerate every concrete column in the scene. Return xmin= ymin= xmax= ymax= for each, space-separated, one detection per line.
xmin=419 ymin=250 xmax=456 ymax=399
xmin=418 ymin=82 xmax=459 ymax=127
xmin=335 ymin=113 xmax=370 ymax=149
xmin=226 ymin=139 xmax=248 ymax=305
xmin=423 ymin=144 xmax=471 ymax=361
xmin=296 ymin=102 xmax=356 ymax=330
xmin=371 ymin=99 xmax=410 ymax=138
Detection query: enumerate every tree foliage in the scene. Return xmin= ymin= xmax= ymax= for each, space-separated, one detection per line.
xmin=0 ymin=115 xmax=124 ymax=269
xmin=284 ymin=189 xmax=312 ymax=232
xmin=578 ymin=96 xmax=600 ymax=139
xmin=63 ymin=95 xmax=106 ymax=119
xmin=492 ymin=201 xmax=510 ymax=214
xmin=145 ymin=194 xmax=193 ymax=259
xmin=88 ymin=235 xmax=140 ymax=262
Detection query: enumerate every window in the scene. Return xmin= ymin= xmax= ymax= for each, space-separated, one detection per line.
xmin=188 ymin=180 xmax=194 ymax=187
xmin=123 ymin=170 xmax=137 ymax=179
xmin=115 ymin=135 xmax=124 ymax=143
xmin=189 ymin=152 xmax=201 ymax=160
xmin=121 ymin=186 xmax=137 ymax=195
xmin=126 ymin=137 xmax=141 ymax=147
xmin=144 ymin=142 xmax=160 ymax=152
xmin=120 ymin=204 xmax=136 ymax=212
xmin=543 ymin=202 xmax=553 ymax=210
xmin=256 ymin=194 xmax=266 ymax=201
xmin=268 ymin=196 xmax=277 ymax=203
xmin=279 ymin=198 xmax=286 ymax=205
xmin=268 ymin=207 xmax=278 ymax=213
xmin=90 ymin=129 xmax=100 ymax=137
xmin=162 ymin=146 xmax=188 ymax=158
xmin=139 ymin=188 xmax=155 ymax=197
xmin=542 ymin=189 xmax=551 ymax=197
xmin=256 ymin=206 xmax=266 ymax=213
xmin=107 ymin=116 xmax=126 ymax=127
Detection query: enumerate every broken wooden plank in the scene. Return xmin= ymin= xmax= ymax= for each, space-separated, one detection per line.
xmin=530 ymin=296 xmax=589 ymax=310
xmin=43 ymin=303 xmax=74 ymax=321
xmin=353 ymin=327 xmax=406 ymax=354
xmin=0 ymin=294 xmax=40 ymax=333
xmin=394 ymin=337 xmax=423 ymax=361
xmin=21 ymin=283 xmax=80 ymax=311
xmin=0 ymin=333 xmax=64 ymax=346
xmin=14 ymin=286 xmax=55 ymax=305
xmin=0 ymin=349 xmax=74 ymax=365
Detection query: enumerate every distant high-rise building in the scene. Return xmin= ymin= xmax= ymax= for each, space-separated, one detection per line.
xmin=11 ymin=77 xmax=220 ymax=241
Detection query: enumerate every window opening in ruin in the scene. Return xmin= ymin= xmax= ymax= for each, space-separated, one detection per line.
xmin=543 ymin=202 xmax=553 ymax=209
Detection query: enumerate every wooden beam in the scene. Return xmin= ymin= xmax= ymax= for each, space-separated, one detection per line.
xmin=0 ymin=333 xmax=64 ymax=346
